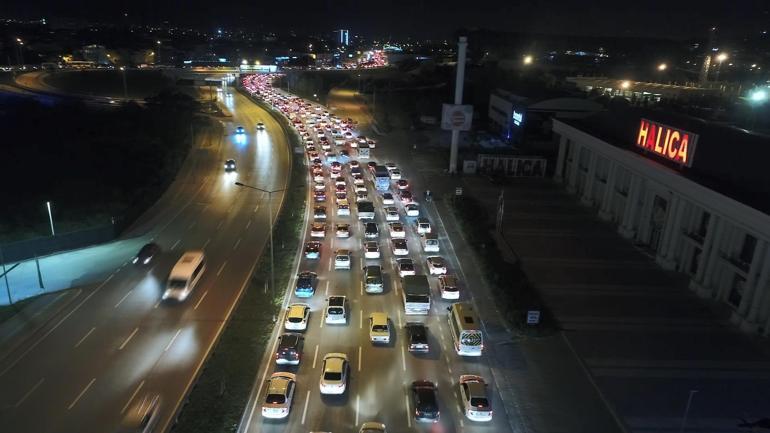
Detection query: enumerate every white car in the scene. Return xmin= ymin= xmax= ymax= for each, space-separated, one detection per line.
xmin=396 ymin=258 xmax=415 ymax=277
xmin=381 ymin=192 xmax=395 ymax=205
xmin=369 ymin=312 xmax=390 ymax=344
xmin=384 ymin=162 xmax=397 ymax=171
xmin=314 ymin=181 xmax=326 ymax=191
xmin=388 ymin=222 xmax=406 ymax=239
xmin=389 ymin=169 xmax=402 ymax=180
xmin=310 ymin=222 xmax=326 ymax=238
xmin=439 ymin=275 xmax=460 ymax=300
xmin=284 ymin=304 xmax=310 ymax=331
xmin=416 ymin=218 xmax=431 ymax=235
xmin=320 ymin=353 xmax=349 ymax=395
xmin=459 ymin=375 xmax=493 ymax=422
xmin=405 ymin=203 xmax=420 ymax=217
xmin=385 ymin=207 xmax=399 ymax=221
xmin=364 ymin=241 xmax=380 ymax=259
xmin=353 ymin=175 xmax=365 ymax=185
xmin=313 ymin=173 xmax=325 ymax=183
xmin=356 ymin=192 xmax=368 ymax=202
xmin=336 ymin=223 xmax=351 ymax=238
xmin=337 ymin=202 xmax=351 ymax=216
xmin=335 ymin=249 xmax=351 ymax=269
xmin=335 ymin=176 xmax=346 ymax=187
xmin=261 ymin=372 xmax=296 ymax=419
xmin=355 ymin=184 xmax=368 ymax=194
xmin=392 ymin=239 xmax=408 ymax=256
xmin=427 ymin=256 xmax=448 ymax=275
xmin=325 ymin=296 xmax=348 ymax=324
xmin=256 ymin=122 xmax=266 ymax=130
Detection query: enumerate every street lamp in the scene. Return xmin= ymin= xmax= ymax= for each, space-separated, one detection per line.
xmin=119 ymin=66 xmax=128 ymax=99
xmin=156 ymin=40 xmax=161 ymax=64
xmin=657 ymin=63 xmax=667 ymax=71
xmin=46 ymin=201 xmax=55 ymax=236
xmin=714 ymin=53 xmax=728 ymax=81
xmin=522 ymin=55 xmax=533 ymax=65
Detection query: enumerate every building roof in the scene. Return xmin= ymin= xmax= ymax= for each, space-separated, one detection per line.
xmin=560 ymin=107 xmax=770 ymax=216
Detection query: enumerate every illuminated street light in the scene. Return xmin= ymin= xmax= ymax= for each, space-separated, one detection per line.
xmin=523 ymin=55 xmax=533 ymax=65
xmin=620 ymin=80 xmax=631 ymax=89
xmin=750 ymin=88 xmax=768 ymax=103
xmin=716 ymin=53 xmax=728 ymax=63
xmin=657 ymin=63 xmax=667 ymax=71
xmin=241 ymin=59 xmax=248 ymax=65
xmin=254 ymin=60 xmax=261 ymax=65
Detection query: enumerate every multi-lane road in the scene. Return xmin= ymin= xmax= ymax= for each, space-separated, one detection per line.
xmin=240 ymin=78 xmax=514 ymax=433
xmin=0 ymin=88 xmax=290 ymax=432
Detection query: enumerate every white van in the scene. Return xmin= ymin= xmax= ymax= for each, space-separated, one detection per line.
xmin=163 ymin=250 xmax=206 ymax=302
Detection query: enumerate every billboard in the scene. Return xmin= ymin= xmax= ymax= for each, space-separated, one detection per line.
xmin=635 ymin=119 xmax=698 ymax=167
xmin=441 ymin=104 xmax=473 ymax=131
xmin=477 ymin=154 xmax=547 ymax=178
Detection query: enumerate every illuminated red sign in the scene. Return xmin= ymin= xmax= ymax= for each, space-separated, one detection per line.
xmin=636 ymin=118 xmax=698 ymax=167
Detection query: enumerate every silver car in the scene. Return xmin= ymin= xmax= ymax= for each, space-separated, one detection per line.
xmin=261 ymin=372 xmax=296 ymax=419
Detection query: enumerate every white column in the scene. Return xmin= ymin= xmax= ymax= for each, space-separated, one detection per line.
xmin=691 ymin=217 xmax=726 ymax=297
xmin=618 ymin=175 xmax=641 ymax=238
xmin=746 ymin=248 xmax=770 ymax=323
xmin=636 ymin=189 xmax=654 ymax=243
xmin=554 ymin=136 xmax=568 ymax=183
xmin=598 ymin=163 xmax=618 ymax=220
xmin=580 ymin=153 xmax=598 ymax=206
xmin=566 ymin=144 xmax=581 ymax=193
xmin=692 ymin=215 xmax=719 ymax=283
xmin=737 ymin=240 xmax=768 ymax=318
xmin=657 ymin=196 xmax=686 ymax=270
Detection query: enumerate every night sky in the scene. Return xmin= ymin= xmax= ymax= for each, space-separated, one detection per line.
xmin=2 ymin=0 xmax=769 ymax=39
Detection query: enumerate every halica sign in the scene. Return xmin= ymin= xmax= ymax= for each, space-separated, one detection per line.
xmin=636 ymin=119 xmax=698 ymax=167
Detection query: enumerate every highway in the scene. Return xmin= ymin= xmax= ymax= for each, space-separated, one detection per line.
xmin=241 ymin=77 xmax=514 ymax=433
xmin=0 ymin=88 xmax=291 ymax=432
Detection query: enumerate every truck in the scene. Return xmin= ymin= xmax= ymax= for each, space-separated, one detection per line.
xmin=357 ymin=201 xmax=375 ymax=220
xmin=401 ymin=275 xmax=431 ymax=315
xmin=374 ymin=165 xmax=390 ymax=191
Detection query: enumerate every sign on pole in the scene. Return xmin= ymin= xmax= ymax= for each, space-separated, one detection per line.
xmin=441 ymin=104 xmax=473 ymax=131
xmin=455 ymin=187 xmax=463 ymax=196
xmin=526 ymin=310 xmax=541 ymax=325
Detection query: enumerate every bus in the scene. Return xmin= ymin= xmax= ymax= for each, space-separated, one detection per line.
xmin=163 ymin=250 xmax=206 ymax=302
xmin=447 ymin=302 xmax=483 ymax=356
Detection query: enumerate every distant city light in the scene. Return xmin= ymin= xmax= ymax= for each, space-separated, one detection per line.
xmin=523 ymin=55 xmax=533 ymax=65
xmin=716 ymin=53 xmax=728 ymax=62
xmin=620 ymin=80 xmax=631 ymax=89
xmin=657 ymin=63 xmax=667 ymax=71
xmin=241 ymin=59 xmax=248 ymax=65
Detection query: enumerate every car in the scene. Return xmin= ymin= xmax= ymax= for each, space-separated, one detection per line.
xmin=261 ymin=372 xmax=296 ymax=419
xmin=396 ymin=258 xmax=415 ymax=277
xmin=411 ymin=380 xmax=440 ymax=423
xmin=312 ymin=157 xmax=323 ymax=166
xmin=330 ymin=161 xmax=342 ymax=171
xmin=337 ymin=201 xmax=351 ymax=216
xmin=438 ymin=275 xmax=460 ymax=300
xmin=405 ymin=322 xmax=429 ymax=353
xmin=320 ymin=353 xmax=349 ymax=394
xmin=304 ymin=241 xmax=321 ymax=259
xmin=405 ymin=203 xmax=420 ymax=217
xmin=314 ymin=205 xmax=327 ymax=219
xmin=459 ymin=375 xmax=493 ymax=421
xmin=389 ymin=169 xmax=402 ymax=180
xmin=356 ymin=191 xmax=368 ymax=202
xmin=366 ymin=138 xmax=376 ymax=149
xmin=294 ymin=271 xmax=317 ymax=297
xmin=224 ymin=159 xmax=237 ymax=172
xmin=364 ymin=222 xmax=379 ymax=239
xmin=119 ymin=393 xmax=160 ymax=433
xmin=355 ymin=184 xmax=367 ymax=194
xmin=311 ymin=222 xmax=326 ymax=238
xmin=256 ymin=122 xmax=266 ymax=130
xmin=367 ymin=161 xmax=377 ymax=171
xmin=284 ymin=304 xmax=310 ymax=331
xmin=313 ymin=172 xmax=325 ymax=183
xmin=275 ymin=333 xmax=304 ymax=365
xmin=308 ymin=151 xmax=319 ymax=160
xmin=369 ymin=312 xmax=390 ymax=343
xmin=336 ymin=191 xmax=348 ymax=201
xmin=335 ymin=249 xmax=351 ymax=270
xmin=364 ymin=241 xmax=380 ymax=259
xmin=335 ymin=176 xmax=346 ymax=187
xmin=235 ymin=126 xmax=245 ymax=134
xmin=336 ymin=223 xmax=351 ymax=238
xmin=335 ymin=184 xmax=347 ymax=194
xmin=388 ymin=222 xmax=406 ymax=239
xmin=325 ymin=295 xmax=348 ymax=324
xmin=416 ymin=217 xmax=431 ymax=234
xmin=359 ymin=422 xmax=387 ymax=433
xmin=353 ymin=174 xmax=365 ymax=185
xmin=314 ymin=190 xmax=326 ymax=202
xmin=351 ymin=166 xmax=363 ymax=175
xmin=321 ymin=143 xmax=332 ymax=151
xmin=381 ymin=192 xmax=395 ymax=205
xmin=385 ymin=206 xmax=399 ymax=221
xmin=392 ymin=239 xmax=408 ymax=256
xmin=349 ymin=160 xmax=360 ymax=168
xmin=133 ymin=243 xmax=160 ymax=265
xmin=399 ymin=190 xmax=413 ymax=203
xmin=396 ymin=179 xmax=409 ymax=190
xmin=426 ymin=256 xmax=447 ymax=275
xmin=384 ymin=162 xmax=397 ymax=171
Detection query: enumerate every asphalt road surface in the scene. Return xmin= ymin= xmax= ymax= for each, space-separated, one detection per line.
xmin=241 ymin=87 xmax=514 ymax=433
xmin=0 ymin=89 xmax=290 ymax=433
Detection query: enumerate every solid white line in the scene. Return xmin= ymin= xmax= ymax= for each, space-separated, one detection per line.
xmin=312 ymin=344 xmax=319 ymax=369
xmin=325 ymin=280 xmax=330 ymax=295
xmin=233 ymin=238 xmax=242 ymax=250
xmin=203 ymin=238 xmax=212 ymax=249
xmin=217 ymin=220 xmax=225 ymax=230
xmin=165 ymin=329 xmax=182 ymax=352
xmin=327 ymin=257 xmax=332 ymax=271
xmin=194 ymin=291 xmax=208 ymax=310
xmin=74 ymin=327 xmax=96 ymax=348
xmin=118 ymin=327 xmax=139 ymax=350
xmin=245 ymin=219 xmax=252 ymax=230
xmin=153 ymin=301 xmax=160 ymax=309
xmin=401 ymin=346 xmax=406 ymax=371
xmin=217 ymin=261 xmax=228 ymax=276
xmin=171 ymin=239 xmax=181 ymax=250
xmin=355 ymin=394 xmax=360 ymax=426
xmin=358 ymin=346 xmax=362 ymax=372
xmin=114 ymin=290 xmax=132 ymax=308
xmin=67 ymin=377 xmax=95 ymax=410
xmin=301 ymin=390 xmax=311 ymax=425
xmin=359 ymin=310 xmax=363 ymax=329
xmin=15 ymin=377 xmax=44 ymax=408
xmin=405 ymin=394 xmax=412 ymax=428
xmin=396 ymin=308 xmax=403 ymax=327
xmin=120 ymin=380 xmax=145 ymax=414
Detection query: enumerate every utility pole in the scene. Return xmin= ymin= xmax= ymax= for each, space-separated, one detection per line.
xmin=448 ymin=36 xmax=468 ymax=174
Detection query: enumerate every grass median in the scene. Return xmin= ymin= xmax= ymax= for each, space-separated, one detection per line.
xmin=172 ymin=102 xmax=306 ymax=433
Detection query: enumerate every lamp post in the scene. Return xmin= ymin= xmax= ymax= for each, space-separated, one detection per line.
xmin=156 ymin=40 xmax=161 ymax=65
xmin=119 ymin=66 xmax=128 ymax=99
xmin=714 ymin=53 xmax=728 ymax=81
xmin=15 ymin=38 xmax=24 ymax=68
xmin=46 ymin=201 xmax=55 ymax=236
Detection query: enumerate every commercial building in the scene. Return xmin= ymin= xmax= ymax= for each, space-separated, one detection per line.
xmin=552 ymin=108 xmax=770 ymax=335
xmin=81 ymin=44 xmax=110 ymax=65
xmin=334 ymin=29 xmax=350 ymax=47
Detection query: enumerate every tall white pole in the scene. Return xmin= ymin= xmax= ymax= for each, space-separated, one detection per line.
xmin=46 ymin=201 xmax=55 ymax=236
xmin=449 ymin=36 xmax=468 ymax=174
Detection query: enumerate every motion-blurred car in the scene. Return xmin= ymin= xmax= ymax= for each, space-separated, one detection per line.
xmin=304 ymin=241 xmax=321 ymax=259
xmin=118 ymin=393 xmax=160 ymax=433
xmin=406 ymin=322 xmax=429 ymax=353
xmin=411 ymin=380 xmax=440 ymax=423
xmin=385 ymin=207 xmax=399 ymax=221
xmin=133 ymin=243 xmax=160 ymax=265
xmin=334 ymin=249 xmax=351 ymax=270
xmin=336 ymin=223 xmax=351 ymax=238
xmin=256 ymin=122 xmax=265 ymax=130
xmin=275 ymin=333 xmax=304 ymax=365
xmin=261 ymin=372 xmax=296 ymax=419
xmin=369 ymin=312 xmax=390 ymax=344
xmin=224 ymin=159 xmax=237 ymax=172
xmin=405 ymin=203 xmax=420 ymax=217
xmin=235 ymin=126 xmax=245 ymax=134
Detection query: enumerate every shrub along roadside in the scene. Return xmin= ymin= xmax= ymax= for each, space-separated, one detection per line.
xmin=171 ymin=102 xmax=306 ymax=433
xmin=447 ymin=195 xmax=556 ymax=336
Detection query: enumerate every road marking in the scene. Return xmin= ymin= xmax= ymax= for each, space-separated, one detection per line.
xmin=460 ymin=419 xmax=465 ymax=428
xmin=405 ymin=394 xmax=412 ymax=427
xmin=396 ymin=309 xmax=403 ymax=327
xmin=358 ymin=346 xmax=362 ymax=372
xmin=188 ymin=221 xmax=196 ymax=229
xmin=114 ymin=290 xmax=133 ymax=308
xmin=312 ymin=344 xmax=319 ymax=369
xmin=253 ymin=204 xmax=260 ymax=213
xmin=359 ymin=310 xmax=363 ymax=329
xmin=233 ymin=238 xmax=241 ymax=250
xmin=153 ymin=301 xmax=160 ymax=309
xmin=203 ymin=238 xmax=211 ymax=249
xmin=217 ymin=220 xmax=225 ymax=230
xmin=355 ymin=394 xmax=360 ymax=426
xmin=165 ymin=329 xmax=182 ymax=352
xmin=319 ymin=316 xmax=324 ymax=328
xmin=245 ymin=219 xmax=252 ymax=230
xmin=401 ymin=346 xmax=406 ymax=371
xmin=67 ymin=377 xmax=95 ymax=410
xmin=444 ymin=354 xmax=451 ymax=364
xmin=74 ymin=327 xmax=96 ymax=348
xmin=217 ymin=261 xmax=228 ymax=276
xmin=327 ymin=258 xmax=332 ymax=271
xmin=194 ymin=291 xmax=208 ymax=310
xmin=301 ymin=390 xmax=311 ymax=424
xmin=15 ymin=377 xmax=44 ymax=408
xmin=171 ymin=239 xmax=181 ymax=250
xmin=359 ymin=281 xmax=363 ymax=296
xmin=120 ymin=380 xmax=145 ymax=414
xmin=325 ymin=280 xmax=330 ymax=295
xmin=118 ymin=327 xmax=139 ymax=350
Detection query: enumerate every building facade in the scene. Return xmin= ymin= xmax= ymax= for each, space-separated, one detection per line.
xmin=552 ymin=116 xmax=770 ymax=336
